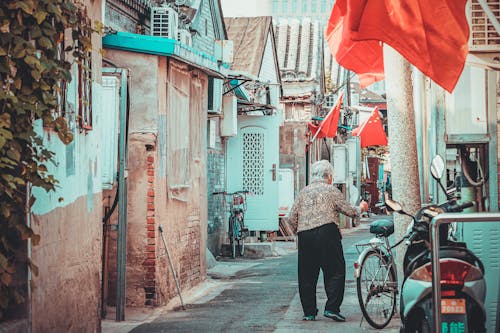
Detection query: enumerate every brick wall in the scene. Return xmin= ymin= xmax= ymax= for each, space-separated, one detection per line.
xmin=207 ymin=142 xmax=226 ymax=256
xmin=144 ymin=154 xmax=156 ymax=305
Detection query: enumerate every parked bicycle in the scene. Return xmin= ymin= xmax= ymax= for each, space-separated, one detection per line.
xmin=354 ymin=155 xmax=482 ymax=331
xmin=212 ymin=190 xmax=250 ymax=259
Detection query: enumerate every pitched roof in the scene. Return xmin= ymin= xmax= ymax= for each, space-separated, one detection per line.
xmin=224 ymin=16 xmax=273 ymax=77
xmin=274 ymin=18 xmax=323 ymax=82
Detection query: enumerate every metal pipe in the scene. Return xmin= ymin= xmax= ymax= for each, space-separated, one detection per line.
xmin=103 ymin=67 xmax=129 ymax=321
xmin=430 ymin=212 xmax=500 ymax=333
xmin=158 ymin=225 xmax=185 ymax=310
xmin=116 ymin=69 xmax=129 ymax=321
xmin=26 ymin=183 xmax=32 ymax=333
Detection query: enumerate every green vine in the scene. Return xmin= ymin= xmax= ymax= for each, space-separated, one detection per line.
xmin=0 ymin=0 xmax=98 ymax=320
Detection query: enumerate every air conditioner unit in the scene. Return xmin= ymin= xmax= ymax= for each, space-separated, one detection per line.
xmin=150 ymin=6 xmax=179 ymax=40
xmin=214 ymin=40 xmax=234 ymax=64
xmin=177 ymin=29 xmax=192 ymax=46
xmin=468 ymin=0 xmax=500 ymax=52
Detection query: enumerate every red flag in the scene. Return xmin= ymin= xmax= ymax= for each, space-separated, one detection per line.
xmin=352 ymin=107 xmax=388 ymax=147
xmin=349 ymin=0 xmax=469 ymax=93
xmin=325 ymin=0 xmax=384 ymax=88
xmin=309 ymin=93 xmax=344 ymax=141
xmin=326 ymin=0 xmax=469 ymax=93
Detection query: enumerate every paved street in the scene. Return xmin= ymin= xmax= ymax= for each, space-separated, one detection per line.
xmin=104 ymin=218 xmax=401 ymax=333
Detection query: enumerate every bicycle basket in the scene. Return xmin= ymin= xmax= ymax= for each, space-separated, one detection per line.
xmin=233 ymin=195 xmax=244 ymax=205
xmin=369 ymin=219 xmax=394 ymax=237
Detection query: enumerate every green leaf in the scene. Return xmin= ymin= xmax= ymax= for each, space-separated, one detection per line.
xmin=38 ymin=36 xmax=53 ymax=49
xmin=31 ymin=69 xmax=41 ymax=81
xmin=33 ymin=10 xmax=48 ymax=25
xmin=27 ymin=259 xmax=38 ymax=276
xmin=31 ymin=234 xmax=40 ymax=246
xmin=24 ymin=55 xmax=40 ymax=68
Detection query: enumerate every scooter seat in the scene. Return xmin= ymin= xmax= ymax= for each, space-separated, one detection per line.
xmin=369 ymin=219 xmax=394 ymax=237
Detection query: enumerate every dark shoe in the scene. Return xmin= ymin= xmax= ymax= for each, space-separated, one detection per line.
xmin=324 ymin=310 xmax=346 ymax=322
xmin=302 ymin=315 xmax=316 ymax=321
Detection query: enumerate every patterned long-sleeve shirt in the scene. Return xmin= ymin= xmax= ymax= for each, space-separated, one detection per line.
xmin=288 ymin=179 xmax=359 ymax=233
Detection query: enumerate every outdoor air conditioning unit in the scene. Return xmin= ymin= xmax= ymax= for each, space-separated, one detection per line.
xmin=214 ymin=40 xmax=234 ymax=64
xmin=468 ymin=0 xmax=500 ymax=52
xmin=177 ymin=29 xmax=192 ymax=46
xmin=150 ymin=6 xmax=179 ymax=40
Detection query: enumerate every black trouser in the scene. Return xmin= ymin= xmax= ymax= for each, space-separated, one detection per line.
xmin=298 ymin=223 xmax=345 ymax=316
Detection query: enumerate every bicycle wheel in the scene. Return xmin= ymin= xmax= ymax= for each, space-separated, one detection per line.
xmin=356 ymin=250 xmax=397 ymax=329
xmin=229 ymin=216 xmax=236 ymax=259
xmin=236 ymin=216 xmax=245 ymax=256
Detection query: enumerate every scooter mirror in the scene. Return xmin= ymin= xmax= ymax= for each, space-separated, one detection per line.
xmin=385 ymin=199 xmax=402 ymax=212
xmin=430 ymin=155 xmax=445 ymax=180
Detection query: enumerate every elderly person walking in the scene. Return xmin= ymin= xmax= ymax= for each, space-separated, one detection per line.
xmin=288 ymin=160 xmax=362 ymax=322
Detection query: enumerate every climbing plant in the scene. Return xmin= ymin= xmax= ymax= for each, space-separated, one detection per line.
xmin=0 ymin=0 xmax=98 ymax=320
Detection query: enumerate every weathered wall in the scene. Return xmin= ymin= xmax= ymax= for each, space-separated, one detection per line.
xmin=27 ymin=1 xmax=104 ymax=331
xmin=102 ymin=51 xmax=208 ymax=307
xmin=31 ymin=194 xmax=102 ymax=333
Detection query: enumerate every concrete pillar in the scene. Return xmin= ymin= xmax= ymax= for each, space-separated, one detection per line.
xmin=383 ymin=45 xmax=422 ymax=280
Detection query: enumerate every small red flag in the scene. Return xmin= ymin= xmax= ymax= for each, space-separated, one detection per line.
xmin=352 ymin=107 xmax=388 ymax=147
xmin=309 ymin=93 xmax=344 ymax=141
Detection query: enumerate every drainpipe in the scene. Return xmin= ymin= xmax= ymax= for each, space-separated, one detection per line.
xmin=116 ymin=69 xmax=129 ymax=322
xmin=102 ymin=67 xmax=129 ymax=321
xmin=26 ymin=183 xmax=32 ymax=333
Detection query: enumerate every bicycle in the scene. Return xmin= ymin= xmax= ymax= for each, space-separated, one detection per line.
xmin=212 ymin=190 xmax=250 ymax=259
xmin=354 ymin=219 xmax=403 ymax=329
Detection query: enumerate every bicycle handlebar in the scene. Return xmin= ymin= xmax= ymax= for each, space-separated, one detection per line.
xmin=212 ymin=190 xmax=251 ymax=196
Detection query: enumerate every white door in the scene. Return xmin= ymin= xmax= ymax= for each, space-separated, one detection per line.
xmin=227 ymin=114 xmax=280 ymax=231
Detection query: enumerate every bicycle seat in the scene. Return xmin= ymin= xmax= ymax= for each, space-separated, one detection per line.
xmin=369 ymin=219 xmax=394 ymax=237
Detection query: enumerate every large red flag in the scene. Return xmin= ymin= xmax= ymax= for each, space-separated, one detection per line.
xmin=309 ymin=93 xmax=344 ymax=141
xmin=326 ymin=0 xmax=469 ymax=93
xmin=352 ymin=107 xmax=388 ymax=147
xmin=325 ymin=0 xmax=384 ymax=88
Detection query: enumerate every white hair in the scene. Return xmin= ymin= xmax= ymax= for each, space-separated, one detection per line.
xmin=311 ymin=160 xmax=334 ymax=181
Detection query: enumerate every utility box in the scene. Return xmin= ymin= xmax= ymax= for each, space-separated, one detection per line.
xmin=278 ymin=168 xmax=294 ymax=217
xmin=221 ymin=95 xmax=237 ymax=137
xmin=332 ymin=144 xmax=348 ymax=184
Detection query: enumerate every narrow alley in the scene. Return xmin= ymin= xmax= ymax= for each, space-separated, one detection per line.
xmin=104 ymin=218 xmax=400 ymax=333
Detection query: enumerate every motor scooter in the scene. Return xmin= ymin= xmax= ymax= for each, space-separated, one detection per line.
xmin=388 ymin=155 xmax=487 ymax=333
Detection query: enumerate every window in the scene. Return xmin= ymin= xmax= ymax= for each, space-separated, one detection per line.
xmin=168 ymin=64 xmax=191 ymax=187
xmin=282 ymin=0 xmax=288 ymax=14
xmin=272 ymin=0 xmax=279 ymax=14
xmin=302 ymin=0 xmax=307 ymax=13
xmin=291 ymin=0 xmax=298 ymax=13
xmin=311 ymin=0 xmax=317 ymax=13
xmin=321 ymin=0 xmax=328 ymax=12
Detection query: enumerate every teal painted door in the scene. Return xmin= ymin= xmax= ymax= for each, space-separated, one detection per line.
xmin=227 ymin=115 xmax=280 ymax=231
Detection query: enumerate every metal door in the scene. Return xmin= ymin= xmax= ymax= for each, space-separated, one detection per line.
xmin=226 ymin=114 xmax=280 ymax=231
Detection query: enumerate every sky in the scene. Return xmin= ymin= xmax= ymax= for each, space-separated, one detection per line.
xmin=220 ymin=0 xmax=272 ymax=17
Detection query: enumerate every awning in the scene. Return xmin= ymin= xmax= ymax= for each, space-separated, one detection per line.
xmin=102 ymin=32 xmax=229 ymax=78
